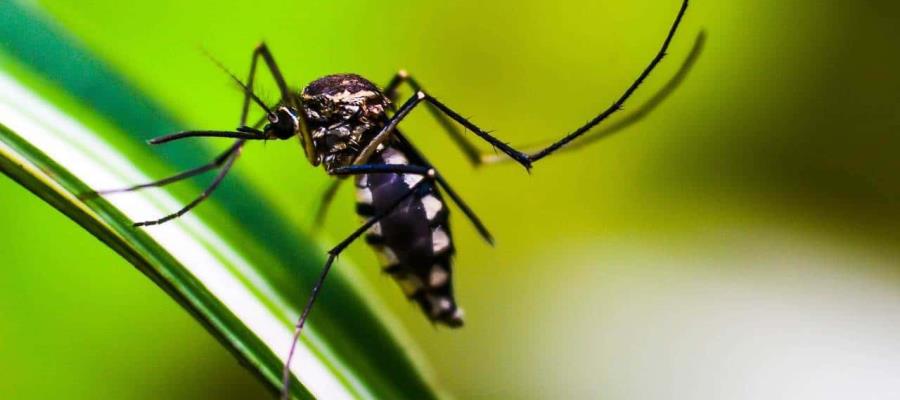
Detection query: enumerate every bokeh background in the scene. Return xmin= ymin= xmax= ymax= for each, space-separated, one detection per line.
xmin=2 ymin=0 xmax=899 ymax=399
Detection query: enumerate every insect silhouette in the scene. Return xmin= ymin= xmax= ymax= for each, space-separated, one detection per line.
xmin=87 ymin=1 xmax=694 ymax=398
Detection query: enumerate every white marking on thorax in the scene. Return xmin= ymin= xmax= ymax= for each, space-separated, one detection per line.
xmin=421 ymin=195 xmax=443 ymax=220
xmin=431 ymin=226 xmax=450 ymax=254
xmin=326 ymin=89 xmax=378 ymax=103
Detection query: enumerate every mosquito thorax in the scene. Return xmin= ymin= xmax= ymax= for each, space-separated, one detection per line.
xmin=300 ymin=74 xmax=390 ymax=171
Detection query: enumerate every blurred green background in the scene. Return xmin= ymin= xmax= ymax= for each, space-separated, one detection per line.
xmin=2 ymin=0 xmax=898 ymax=399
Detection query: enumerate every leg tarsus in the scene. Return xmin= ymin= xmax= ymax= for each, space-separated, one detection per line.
xmin=526 ymin=0 xmax=689 ymax=163
xmin=380 ymin=0 xmax=689 ymax=169
xmin=481 ymin=29 xmax=706 ymax=164
xmin=82 ymin=141 xmax=243 ymax=199
xmin=131 ymin=142 xmax=242 ymax=227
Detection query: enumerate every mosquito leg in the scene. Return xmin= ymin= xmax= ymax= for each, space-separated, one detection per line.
xmin=330 ymin=163 xmax=434 ymax=177
xmin=350 ymin=93 xmax=422 ymax=164
xmin=146 ymin=128 xmax=265 ymax=144
xmin=281 ymin=175 xmax=430 ymax=400
xmin=378 ymin=0 xmax=689 ymax=169
xmin=432 ymin=174 xmax=491 ymax=243
xmin=353 ymin=90 xmax=530 ymax=168
xmin=243 ymin=43 xmax=295 ymax=115
xmin=430 ymin=0 xmax=689 ymax=165
xmin=109 ymin=96 xmax=260 ymax=214
xmin=481 ymin=29 xmax=706 ymax=164
xmin=91 ymin=45 xmax=284 ymax=219
xmin=383 ymin=71 xmax=485 ymax=167
xmin=526 ymin=0 xmax=689 ymax=162
xmin=82 ymin=140 xmax=244 ymax=199
xmin=242 ymin=43 xmax=316 ymax=161
xmin=132 ymin=146 xmax=241 ymax=227
xmin=393 ymin=132 xmax=493 ymax=244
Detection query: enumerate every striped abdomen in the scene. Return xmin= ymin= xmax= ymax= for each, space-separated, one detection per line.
xmin=354 ymin=146 xmax=463 ymax=327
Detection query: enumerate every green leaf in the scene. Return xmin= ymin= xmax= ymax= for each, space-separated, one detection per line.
xmin=0 ymin=3 xmax=439 ymax=399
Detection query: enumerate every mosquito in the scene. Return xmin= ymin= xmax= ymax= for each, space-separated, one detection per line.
xmin=87 ymin=1 xmax=693 ymax=398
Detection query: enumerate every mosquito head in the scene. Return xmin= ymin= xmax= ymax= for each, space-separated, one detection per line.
xmin=300 ymin=74 xmax=390 ymax=170
xmin=262 ymin=106 xmax=300 ymax=140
